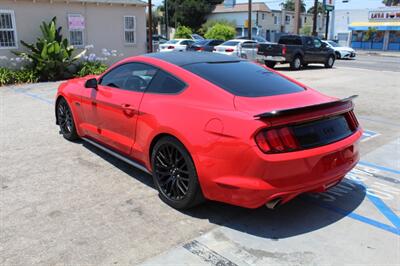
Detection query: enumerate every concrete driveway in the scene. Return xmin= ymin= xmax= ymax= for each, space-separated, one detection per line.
xmin=1 ymin=58 xmax=399 ymax=265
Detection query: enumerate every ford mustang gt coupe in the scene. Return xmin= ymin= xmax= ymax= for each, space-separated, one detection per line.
xmin=55 ymin=52 xmax=362 ymax=210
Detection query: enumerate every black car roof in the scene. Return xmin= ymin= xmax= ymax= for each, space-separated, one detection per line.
xmin=143 ymin=52 xmax=242 ymax=67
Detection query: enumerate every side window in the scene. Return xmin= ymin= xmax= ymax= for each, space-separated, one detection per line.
xmin=100 ymin=63 xmax=157 ymax=92
xmin=305 ymin=37 xmax=313 ymax=47
xmin=147 ymin=70 xmax=186 ymax=94
xmin=242 ymin=42 xmax=256 ymax=48
xmin=314 ymin=38 xmax=322 ymax=48
xmin=180 ymin=40 xmax=188 ymax=45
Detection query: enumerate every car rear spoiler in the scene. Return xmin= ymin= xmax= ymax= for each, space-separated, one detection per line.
xmin=254 ymin=95 xmax=358 ymax=119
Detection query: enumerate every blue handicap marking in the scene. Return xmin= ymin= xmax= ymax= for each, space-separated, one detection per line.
xmin=311 ymin=161 xmax=400 ymax=236
xmin=361 ymin=129 xmax=380 ymax=142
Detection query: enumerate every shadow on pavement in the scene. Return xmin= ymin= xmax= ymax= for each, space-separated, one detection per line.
xmin=81 ymin=140 xmax=366 ymax=240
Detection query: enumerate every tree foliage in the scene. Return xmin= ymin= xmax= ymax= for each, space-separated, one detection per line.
xmin=174 ymin=25 xmax=193 ymax=38
xmin=382 ymin=0 xmax=400 ymax=6
xmin=162 ymin=0 xmax=223 ymax=30
xmin=281 ymin=0 xmax=306 ymax=12
xmin=204 ymin=23 xmax=236 ymax=41
xmin=199 ymin=19 xmax=236 ymax=36
xmin=307 ymin=2 xmax=325 ymax=14
xmin=13 ymin=17 xmax=83 ymax=81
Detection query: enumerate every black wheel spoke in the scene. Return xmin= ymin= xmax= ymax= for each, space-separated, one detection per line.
xmin=154 ymin=143 xmax=190 ymax=201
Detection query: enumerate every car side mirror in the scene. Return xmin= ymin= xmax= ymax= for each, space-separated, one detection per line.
xmin=85 ymin=78 xmax=98 ymax=89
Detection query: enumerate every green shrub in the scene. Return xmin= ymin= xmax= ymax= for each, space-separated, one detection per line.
xmin=13 ymin=17 xmax=83 ymax=81
xmin=204 ymin=23 xmax=236 ymax=41
xmin=0 ymin=67 xmax=14 ymax=86
xmin=13 ymin=69 xmax=39 ymax=84
xmin=200 ymin=19 xmax=236 ymax=36
xmin=0 ymin=67 xmax=39 ymax=86
xmin=174 ymin=26 xmax=193 ymax=39
xmin=76 ymin=60 xmax=108 ymax=77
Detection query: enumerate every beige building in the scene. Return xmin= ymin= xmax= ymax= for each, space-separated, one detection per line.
xmin=0 ymin=0 xmax=147 ymax=67
xmin=208 ymin=2 xmax=327 ymax=42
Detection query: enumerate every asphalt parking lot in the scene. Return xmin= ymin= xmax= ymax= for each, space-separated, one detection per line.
xmin=1 ymin=54 xmax=399 ymax=265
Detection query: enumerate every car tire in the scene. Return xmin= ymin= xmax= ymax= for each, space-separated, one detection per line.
xmin=290 ymin=55 xmax=302 ymax=70
xmin=56 ymin=97 xmax=79 ymax=141
xmin=151 ymin=136 xmax=204 ymax=210
xmin=265 ymin=61 xmax=276 ymax=69
xmin=335 ymin=51 xmax=341 ymax=59
xmin=325 ymin=55 xmax=335 ymax=68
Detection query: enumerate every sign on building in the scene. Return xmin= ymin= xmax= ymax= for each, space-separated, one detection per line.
xmin=369 ymin=10 xmax=400 ymax=21
xmin=68 ymin=14 xmax=85 ymax=30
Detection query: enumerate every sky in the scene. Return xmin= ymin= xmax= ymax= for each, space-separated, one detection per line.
xmin=152 ymin=0 xmax=386 ymax=10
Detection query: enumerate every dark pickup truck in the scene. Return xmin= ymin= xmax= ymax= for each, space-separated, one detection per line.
xmin=257 ymin=35 xmax=336 ymax=70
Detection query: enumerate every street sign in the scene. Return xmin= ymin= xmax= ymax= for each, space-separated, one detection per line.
xmin=323 ymin=0 xmax=335 ymax=11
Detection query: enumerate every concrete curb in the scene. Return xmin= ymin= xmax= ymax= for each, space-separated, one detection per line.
xmin=355 ymin=50 xmax=400 ymax=58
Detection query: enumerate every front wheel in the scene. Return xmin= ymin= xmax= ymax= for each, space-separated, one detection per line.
xmin=56 ymin=98 xmax=79 ymax=141
xmin=325 ymin=55 xmax=335 ymax=68
xmin=151 ymin=136 xmax=204 ymax=209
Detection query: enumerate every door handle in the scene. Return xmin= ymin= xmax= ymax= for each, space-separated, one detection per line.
xmin=121 ymin=104 xmax=137 ymax=116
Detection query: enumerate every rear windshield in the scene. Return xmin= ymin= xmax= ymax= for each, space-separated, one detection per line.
xmin=195 ymin=40 xmax=208 ymax=45
xmin=166 ymin=40 xmax=179 ymax=44
xmin=278 ymin=36 xmax=302 ymax=45
xmin=221 ymin=41 xmax=240 ymax=46
xmin=183 ymin=61 xmax=305 ymax=97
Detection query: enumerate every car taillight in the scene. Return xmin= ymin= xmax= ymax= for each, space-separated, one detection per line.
xmin=345 ymin=111 xmax=359 ymax=131
xmin=213 ymin=48 xmax=216 ymax=51
xmin=282 ymin=45 xmax=287 ymax=56
xmin=225 ymin=48 xmax=234 ymax=52
xmin=167 ymin=46 xmax=175 ymax=49
xmin=255 ymin=127 xmax=300 ymax=153
xmin=195 ymin=47 xmax=204 ymax=51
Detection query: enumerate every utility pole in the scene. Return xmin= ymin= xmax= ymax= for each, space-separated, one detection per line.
xmin=148 ymin=0 xmax=153 ymax=52
xmin=248 ymin=0 xmax=252 ymax=40
xmin=312 ymin=0 xmax=318 ymax=36
xmin=294 ymin=0 xmax=301 ymax=34
xmin=325 ymin=10 xmax=330 ymax=40
xmin=164 ymin=0 xmax=169 ymax=39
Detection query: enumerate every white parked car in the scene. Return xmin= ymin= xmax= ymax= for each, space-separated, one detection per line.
xmin=159 ymin=39 xmax=195 ymax=52
xmin=322 ymin=40 xmax=356 ymax=59
xmin=213 ymin=39 xmax=257 ymax=57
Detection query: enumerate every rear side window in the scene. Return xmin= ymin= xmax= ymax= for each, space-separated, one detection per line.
xmin=278 ymin=36 xmax=302 ymax=45
xmin=183 ymin=61 xmax=304 ymax=97
xmin=146 ymin=70 xmax=186 ymax=94
xmin=221 ymin=41 xmax=240 ymax=46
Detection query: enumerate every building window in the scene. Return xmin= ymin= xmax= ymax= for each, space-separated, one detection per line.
xmin=0 ymin=10 xmax=17 ymax=49
xmin=274 ymin=16 xmax=278 ymax=25
xmin=304 ymin=16 xmax=307 ymax=23
xmin=68 ymin=14 xmax=85 ymax=47
xmin=124 ymin=16 xmax=136 ymax=44
xmin=285 ymin=15 xmax=291 ymax=24
xmin=262 ymin=13 xmax=265 ymax=20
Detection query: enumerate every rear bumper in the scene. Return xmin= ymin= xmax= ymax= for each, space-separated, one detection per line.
xmin=198 ymin=129 xmax=362 ymax=209
xmin=257 ymin=54 xmax=286 ymax=62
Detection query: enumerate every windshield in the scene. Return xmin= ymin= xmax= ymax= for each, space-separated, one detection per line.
xmin=194 ymin=40 xmax=208 ymax=45
xmin=166 ymin=40 xmax=179 ymax=44
xmin=328 ymin=41 xmax=340 ymax=47
xmin=183 ymin=61 xmax=304 ymax=97
xmin=221 ymin=41 xmax=240 ymax=46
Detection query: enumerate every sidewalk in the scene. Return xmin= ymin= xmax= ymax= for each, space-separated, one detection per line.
xmin=355 ymin=49 xmax=400 ymax=58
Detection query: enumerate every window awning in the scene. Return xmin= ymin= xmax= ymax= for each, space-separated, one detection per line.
xmin=349 ymin=21 xmax=400 ymax=31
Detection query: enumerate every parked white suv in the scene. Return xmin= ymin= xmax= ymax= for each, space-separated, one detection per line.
xmin=159 ymin=39 xmax=195 ymax=52
xmin=322 ymin=40 xmax=356 ymax=59
xmin=213 ymin=39 xmax=257 ymax=58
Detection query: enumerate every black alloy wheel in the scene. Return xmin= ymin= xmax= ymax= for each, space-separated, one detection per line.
xmin=57 ymin=98 xmax=79 ymax=140
xmin=151 ymin=136 xmax=204 ymax=209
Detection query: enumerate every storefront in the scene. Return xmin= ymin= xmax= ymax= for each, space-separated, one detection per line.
xmin=349 ymin=8 xmax=400 ymax=51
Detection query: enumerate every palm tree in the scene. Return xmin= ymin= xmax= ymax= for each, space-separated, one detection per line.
xmin=281 ymin=0 xmax=306 ymax=13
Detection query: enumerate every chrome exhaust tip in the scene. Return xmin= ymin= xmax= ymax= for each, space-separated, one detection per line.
xmin=265 ymin=198 xmax=282 ymax=210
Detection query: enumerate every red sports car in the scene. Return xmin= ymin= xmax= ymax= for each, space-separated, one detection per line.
xmin=55 ymin=52 xmax=362 ymax=209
